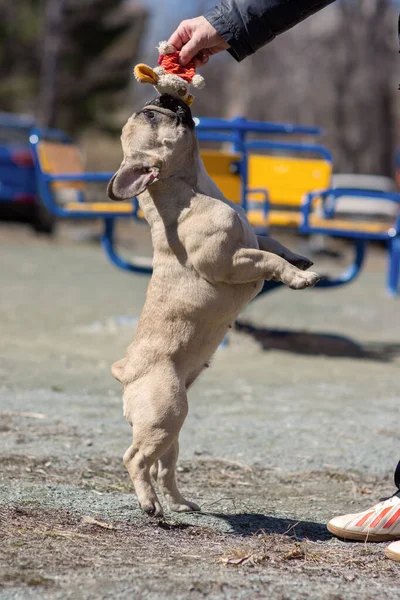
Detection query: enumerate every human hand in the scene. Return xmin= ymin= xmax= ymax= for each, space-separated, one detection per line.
xmin=168 ymin=16 xmax=230 ymax=66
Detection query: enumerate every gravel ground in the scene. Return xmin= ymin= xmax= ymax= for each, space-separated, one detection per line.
xmin=1 ymin=221 xmax=399 ymax=600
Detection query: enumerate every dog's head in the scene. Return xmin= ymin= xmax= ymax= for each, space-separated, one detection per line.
xmin=108 ymin=94 xmax=196 ymax=201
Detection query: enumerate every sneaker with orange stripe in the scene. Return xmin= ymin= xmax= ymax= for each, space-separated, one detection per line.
xmin=327 ymin=461 xmax=400 ymax=542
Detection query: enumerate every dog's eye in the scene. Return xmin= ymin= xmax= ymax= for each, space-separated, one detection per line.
xmin=143 ymin=110 xmax=156 ymax=122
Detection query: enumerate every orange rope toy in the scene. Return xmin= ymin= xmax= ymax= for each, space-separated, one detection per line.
xmin=157 ymin=51 xmax=196 ymax=84
xmin=134 ymin=41 xmax=205 ymax=106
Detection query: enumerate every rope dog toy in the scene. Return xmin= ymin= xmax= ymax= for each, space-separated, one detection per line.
xmin=134 ymin=41 xmax=205 ymax=106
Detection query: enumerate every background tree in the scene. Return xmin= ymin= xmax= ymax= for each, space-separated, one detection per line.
xmin=0 ymin=0 xmax=148 ymax=132
xmin=56 ymin=0 xmax=148 ymax=132
xmin=40 ymin=0 xmax=65 ymax=128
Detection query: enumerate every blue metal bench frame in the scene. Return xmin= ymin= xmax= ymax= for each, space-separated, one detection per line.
xmin=301 ymin=188 xmax=400 ymax=295
xmin=30 ymin=127 xmax=152 ymax=274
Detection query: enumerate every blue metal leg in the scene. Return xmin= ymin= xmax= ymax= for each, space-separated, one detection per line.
xmin=316 ymin=239 xmax=367 ymax=288
xmin=101 ymin=218 xmax=153 ymax=275
xmin=387 ymin=237 xmax=400 ymax=296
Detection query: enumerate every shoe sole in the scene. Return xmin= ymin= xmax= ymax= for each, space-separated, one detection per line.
xmin=327 ymin=522 xmax=399 ymax=542
xmin=385 ymin=546 xmax=400 ymax=562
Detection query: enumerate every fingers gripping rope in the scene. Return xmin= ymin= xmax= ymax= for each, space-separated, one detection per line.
xmin=158 ymin=52 xmax=196 ymax=84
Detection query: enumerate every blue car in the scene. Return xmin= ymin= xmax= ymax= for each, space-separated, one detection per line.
xmin=0 ymin=112 xmax=55 ymax=233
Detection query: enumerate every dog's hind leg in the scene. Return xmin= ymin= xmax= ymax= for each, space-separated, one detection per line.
xmin=123 ymin=443 xmax=165 ymax=517
xmin=123 ymin=374 xmax=189 ymax=517
xmin=257 ymin=236 xmax=313 ymax=271
xmin=150 ymin=461 xmax=158 ymax=481
xmin=157 ymin=440 xmax=200 ymax=512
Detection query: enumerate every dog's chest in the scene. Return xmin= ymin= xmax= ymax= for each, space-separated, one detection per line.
xmin=150 ymin=224 xmax=188 ymax=263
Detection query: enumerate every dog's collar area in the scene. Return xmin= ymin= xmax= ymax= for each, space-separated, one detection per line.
xmin=137 ymin=105 xmax=194 ymax=130
xmin=140 ymin=105 xmax=177 ymax=118
xmin=144 ymin=94 xmax=194 ymax=129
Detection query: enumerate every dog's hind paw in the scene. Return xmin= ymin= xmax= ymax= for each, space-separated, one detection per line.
xmin=142 ymin=499 xmax=164 ymax=518
xmin=169 ymin=499 xmax=201 ymax=513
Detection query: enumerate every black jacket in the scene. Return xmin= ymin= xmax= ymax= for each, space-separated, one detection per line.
xmin=204 ymin=0 xmax=335 ymax=61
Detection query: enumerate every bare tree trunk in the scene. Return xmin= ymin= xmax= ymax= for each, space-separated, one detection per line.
xmin=39 ymin=0 xmax=65 ymax=127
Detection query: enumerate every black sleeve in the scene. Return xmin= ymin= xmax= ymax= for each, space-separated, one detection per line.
xmin=204 ymin=0 xmax=336 ymax=62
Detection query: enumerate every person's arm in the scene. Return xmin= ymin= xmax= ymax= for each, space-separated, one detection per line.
xmin=169 ymin=0 xmax=336 ymax=65
xmin=205 ymin=0 xmax=336 ymax=62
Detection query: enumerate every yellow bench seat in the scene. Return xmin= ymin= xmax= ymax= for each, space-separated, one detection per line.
xmin=248 ymin=154 xmax=332 ymax=207
xmin=247 ymin=209 xmax=302 ymax=228
xmin=65 ymin=202 xmax=134 ymax=214
xmin=248 ymin=208 xmax=393 ymax=234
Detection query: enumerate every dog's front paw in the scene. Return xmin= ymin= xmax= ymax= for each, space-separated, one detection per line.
xmin=289 ymin=270 xmax=321 ymax=290
xmin=169 ymin=499 xmax=201 ymax=513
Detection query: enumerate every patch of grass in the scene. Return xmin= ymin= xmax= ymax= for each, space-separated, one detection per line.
xmin=217 ymin=533 xmax=324 ymax=567
xmin=217 ymin=531 xmax=397 ymax=576
xmin=26 ymin=575 xmax=54 ymax=587
xmin=187 ymin=525 xmax=218 ymax=539
xmin=1 ymin=572 xmax=54 ymax=588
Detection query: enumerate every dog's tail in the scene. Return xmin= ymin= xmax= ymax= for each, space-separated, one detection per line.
xmin=111 ymin=358 xmax=127 ymax=384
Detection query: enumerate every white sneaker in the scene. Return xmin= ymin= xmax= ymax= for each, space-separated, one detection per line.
xmin=327 ymin=495 xmax=400 ymax=541
xmin=328 ymin=461 xmax=400 ymax=542
xmin=385 ymin=540 xmax=400 ymax=562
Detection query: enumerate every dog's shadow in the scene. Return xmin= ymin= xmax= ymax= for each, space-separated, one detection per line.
xmin=204 ymin=512 xmax=331 ymax=541
xmin=234 ymin=320 xmax=400 ymax=362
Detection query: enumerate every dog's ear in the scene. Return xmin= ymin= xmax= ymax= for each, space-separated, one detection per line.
xmin=134 ymin=64 xmax=159 ymax=85
xmin=107 ymin=165 xmax=159 ymax=200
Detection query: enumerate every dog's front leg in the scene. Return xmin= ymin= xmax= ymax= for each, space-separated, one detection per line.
xmin=226 ymin=248 xmax=320 ymax=289
xmin=257 ymin=236 xmax=313 ymax=271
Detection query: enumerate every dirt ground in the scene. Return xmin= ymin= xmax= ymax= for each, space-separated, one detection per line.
xmin=1 ymin=221 xmax=400 ymax=600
